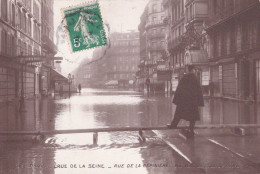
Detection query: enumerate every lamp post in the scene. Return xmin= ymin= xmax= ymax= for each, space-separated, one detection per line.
xmin=19 ymin=52 xmax=27 ymax=112
xmin=68 ymin=73 xmax=71 ymax=98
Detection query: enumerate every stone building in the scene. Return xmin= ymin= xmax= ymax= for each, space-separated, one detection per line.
xmin=0 ymin=0 xmax=59 ymax=102
xmin=206 ymin=0 xmax=260 ymax=100
xmin=163 ymin=0 xmax=209 ymax=93
xmin=74 ymin=31 xmax=140 ymax=88
xmin=106 ymin=32 xmax=140 ymax=88
xmin=138 ymin=0 xmax=167 ymax=93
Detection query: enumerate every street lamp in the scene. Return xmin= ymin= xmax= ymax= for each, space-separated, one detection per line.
xmin=68 ymin=73 xmax=72 ymax=98
xmin=19 ymin=52 xmax=27 ymax=112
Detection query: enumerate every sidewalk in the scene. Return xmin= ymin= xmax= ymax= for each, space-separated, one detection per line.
xmin=152 ymin=128 xmax=260 ymax=173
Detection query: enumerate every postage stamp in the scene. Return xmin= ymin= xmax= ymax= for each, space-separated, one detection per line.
xmin=61 ymin=1 xmax=107 ymax=52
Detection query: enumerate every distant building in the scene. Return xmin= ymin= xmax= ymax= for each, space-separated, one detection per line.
xmin=106 ymin=32 xmax=140 ymax=88
xmin=138 ymin=0 xmax=168 ymax=93
xmin=74 ymin=31 xmax=140 ymax=88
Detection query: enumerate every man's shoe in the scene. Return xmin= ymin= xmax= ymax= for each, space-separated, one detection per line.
xmin=167 ymin=124 xmax=177 ymax=129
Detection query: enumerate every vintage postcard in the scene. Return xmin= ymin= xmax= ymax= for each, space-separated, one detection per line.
xmin=0 ymin=0 xmax=260 ymax=174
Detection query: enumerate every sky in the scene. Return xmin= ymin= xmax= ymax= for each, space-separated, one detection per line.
xmin=53 ymin=0 xmax=149 ymax=75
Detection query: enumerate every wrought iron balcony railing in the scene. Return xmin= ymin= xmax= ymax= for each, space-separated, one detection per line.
xmin=145 ymin=20 xmax=165 ymax=29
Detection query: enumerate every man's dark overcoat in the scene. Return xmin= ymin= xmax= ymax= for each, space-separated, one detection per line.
xmin=172 ymin=73 xmax=204 ymax=121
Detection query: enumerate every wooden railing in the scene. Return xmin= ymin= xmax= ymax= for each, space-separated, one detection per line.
xmin=2 ymin=124 xmax=260 ymax=144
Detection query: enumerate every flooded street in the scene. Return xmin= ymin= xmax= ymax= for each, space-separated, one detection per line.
xmin=0 ymin=88 xmax=260 ymax=173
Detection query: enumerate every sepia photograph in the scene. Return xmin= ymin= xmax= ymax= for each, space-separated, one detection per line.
xmin=0 ymin=0 xmax=260 ymax=173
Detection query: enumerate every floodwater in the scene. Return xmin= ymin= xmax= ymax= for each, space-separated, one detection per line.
xmin=0 ymin=88 xmax=259 ymax=174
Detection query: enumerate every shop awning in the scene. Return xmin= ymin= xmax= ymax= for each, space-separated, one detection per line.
xmin=51 ymin=69 xmax=68 ymax=82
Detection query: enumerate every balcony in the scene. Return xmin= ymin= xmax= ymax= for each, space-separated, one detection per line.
xmin=145 ymin=20 xmax=165 ymax=29
xmin=147 ymin=32 xmax=165 ymax=39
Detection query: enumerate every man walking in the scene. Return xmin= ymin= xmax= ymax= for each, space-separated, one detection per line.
xmin=167 ymin=65 xmax=204 ymax=137
xmin=78 ymin=84 xmax=82 ymax=93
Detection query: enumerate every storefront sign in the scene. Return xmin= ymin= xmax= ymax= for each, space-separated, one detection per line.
xmin=172 ymin=80 xmax=178 ymax=91
xmin=202 ymin=71 xmax=209 ymax=86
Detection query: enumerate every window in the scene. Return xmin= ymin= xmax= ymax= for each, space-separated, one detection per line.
xmin=152 ymin=17 xmax=157 ymax=22
xmin=22 ymin=42 xmax=27 ymax=55
xmin=22 ymin=12 xmax=26 ymax=32
xmin=12 ymin=36 xmax=16 ymax=56
xmin=152 ymin=42 xmax=156 ymax=48
xmin=28 ymin=45 xmax=32 ymax=56
xmin=7 ymin=34 xmax=11 ymax=56
xmin=28 ymin=19 xmax=31 ymax=36
xmin=161 ymin=28 xmax=165 ymax=33
xmin=236 ymin=24 xmax=242 ymax=52
xmin=217 ymin=34 xmax=221 ymax=57
xmin=33 ymin=23 xmax=37 ymax=39
xmin=256 ymin=60 xmax=260 ymax=96
xmin=226 ymin=30 xmax=231 ymax=55
xmin=18 ymin=9 xmax=21 ymax=29
xmin=17 ymin=39 xmax=21 ymax=55
xmin=1 ymin=30 xmax=7 ymax=55
xmin=33 ymin=2 xmax=39 ymax=21
xmin=1 ymin=0 xmax=8 ymax=21
xmin=152 ymin=4 xmax=157 ymax=13
xmin=12 ymin=4 xmax=15 ymax=26
xmin=26 ymin=16 xmax=30 ymax=34
xmin=161 ymin=41 xmax=165 ymax=47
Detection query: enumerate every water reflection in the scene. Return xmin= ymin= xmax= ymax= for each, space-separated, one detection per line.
xmin=1 ymin=89 xmax=259 ymax=133
xmin=0 ymin=88 xmax=260 ymax=173
xmin=200 ymin=98 xmax=259 ymax=125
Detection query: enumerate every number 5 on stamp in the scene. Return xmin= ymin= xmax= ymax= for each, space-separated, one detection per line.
xmin=61 ymin=1 xmax=107 ymax=52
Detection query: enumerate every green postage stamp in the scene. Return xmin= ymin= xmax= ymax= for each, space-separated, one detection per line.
xmin=61 ymin=1 xmax=107 ymax=52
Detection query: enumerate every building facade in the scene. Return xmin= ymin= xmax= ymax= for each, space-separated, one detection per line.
xmin=0 ymin=0 xmax=58 ymax=103
xmin=163 ymin=0 xmax=260 ymax=101
xmin=74 ymin=31 xmax=140 ymax=88
xmin=163 ymin=0 xmax=209 ymax=93
xmin=106 ymin=32 xmax=140 ymax=88
xmin=138 ymin=0 xmax=168 ymax=93
xmin=206 ymin=0 xmax=260 ymax=101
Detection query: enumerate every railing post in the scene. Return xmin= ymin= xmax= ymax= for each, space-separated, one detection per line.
xmin=93 ymin=132 xmax=98 ymax=145
xmin=138 ymin=130 xmax=146 ymax=143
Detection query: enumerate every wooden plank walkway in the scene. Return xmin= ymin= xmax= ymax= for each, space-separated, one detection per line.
xmin=0 ymin=124 xmax=260 ymax=135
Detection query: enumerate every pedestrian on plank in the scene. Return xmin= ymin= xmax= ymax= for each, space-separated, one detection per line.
xmin=167 ymin=65 xmax=204 ymax=137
